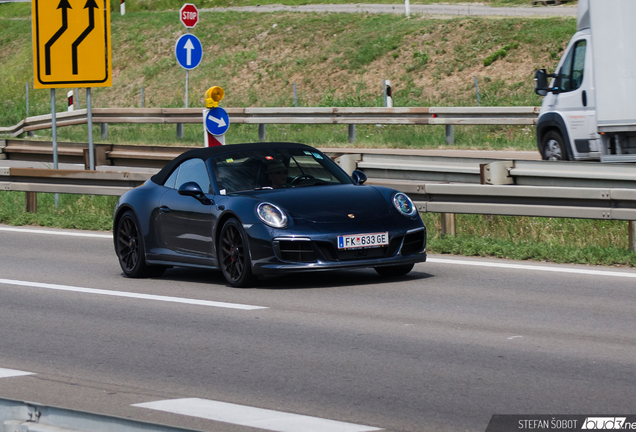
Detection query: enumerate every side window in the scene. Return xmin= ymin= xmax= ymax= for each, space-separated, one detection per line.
xmin=175 ymin=158 xmax=212 ymax=193
xmin=164 ymin=167 xmax=179 ymax=189
xmin=559 ymin=40 xmax=586 ymax=92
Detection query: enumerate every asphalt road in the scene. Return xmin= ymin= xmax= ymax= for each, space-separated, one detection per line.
xmin=1 ymin=224 xmax=636 ymax=432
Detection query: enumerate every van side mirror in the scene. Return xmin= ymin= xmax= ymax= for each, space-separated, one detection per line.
xmin=534 ymin=69 xmax=549 ymax=96
xmin=351 ymin=170 xmax=367 ymax=185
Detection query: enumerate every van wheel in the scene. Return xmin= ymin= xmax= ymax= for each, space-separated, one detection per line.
xmin=542 ymin=131 xmax=568 ymax=161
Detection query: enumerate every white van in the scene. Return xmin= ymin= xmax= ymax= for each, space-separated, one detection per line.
xmin=534 ymin=0 xmax=636 ymax=162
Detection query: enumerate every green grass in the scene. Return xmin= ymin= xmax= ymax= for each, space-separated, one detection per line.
xmin=423 ymin=213 xmax=636 ymax=267
xmin=0 ymin=10 xmax=575 ymax=128
xmin=0 ymin=191 xmax=117 ymax=231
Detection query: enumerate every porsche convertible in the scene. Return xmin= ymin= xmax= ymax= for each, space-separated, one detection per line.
xmin=113 ymin=143 xmax=427 ymax=287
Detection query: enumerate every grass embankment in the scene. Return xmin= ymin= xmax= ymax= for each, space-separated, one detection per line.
xmin=4 ymin=4 xmax=631 ymax=267
xmin=1 ymin=7 xmax=573 ymax=150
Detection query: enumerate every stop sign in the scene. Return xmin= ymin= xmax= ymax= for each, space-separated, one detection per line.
xmin=180 ymin=3 xmax=198 ymax=28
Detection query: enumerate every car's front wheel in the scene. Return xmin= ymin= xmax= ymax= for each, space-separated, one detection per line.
xmin=374 ymin=264 xmax=414 ymax=277
xmin=219 ymin=218 xmax=256 ymax=288
xmin=115 ymin=210 xmax=165 ymax=278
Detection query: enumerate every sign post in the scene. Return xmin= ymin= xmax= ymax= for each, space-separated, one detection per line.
xmin=175 ymin=32 xmax=202 ymax=138
xmin=203 ymin=86 xmax=229 ymax=146
xmin=175 ymin=4 xmax=199 ymax=138
xmin=31 ymin=0 xmax=112 ymax=171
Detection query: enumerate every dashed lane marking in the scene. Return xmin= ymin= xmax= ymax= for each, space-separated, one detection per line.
xmin=0 ymin=279 xmax=267 ymax=311
xmin=0 ymin=367 xmax=35 ymax=379
xmin=133 ymin=398 xmax=382 ymax=432
xmin=0 ymin=226 xmax=111 ymax=238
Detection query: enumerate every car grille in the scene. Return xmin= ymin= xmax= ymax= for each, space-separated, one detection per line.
xmin=315 ymin=242 xmax=390 ymax=261
xmin=277 ymin=240 xmax=317 ymax=263
xmin=401 ymin=230 xmax=425 ymax=255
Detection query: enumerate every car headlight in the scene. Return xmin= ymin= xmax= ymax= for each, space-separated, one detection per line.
xmin=257 ymin=202 xmax=288 ymax=228
xmin=393 ymin=192 xmax=417 ymax=217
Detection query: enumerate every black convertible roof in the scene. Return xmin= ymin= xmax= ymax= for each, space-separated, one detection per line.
xmin=151 ymin=142 xmax=318 ymax=185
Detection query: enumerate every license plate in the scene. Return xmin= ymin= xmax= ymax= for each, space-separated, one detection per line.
xmin=337 ymin=232 xmax=389 ymax=249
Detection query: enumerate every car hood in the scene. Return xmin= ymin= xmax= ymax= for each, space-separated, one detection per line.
xmin=251 ymin=185 xmax=391 ymax=223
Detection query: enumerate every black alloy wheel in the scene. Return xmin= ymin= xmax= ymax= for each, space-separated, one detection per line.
xmin=116 ymin=211 xmax=165 ymax=278
xmin=219 ymin=218 xmax=256 ymax=288
xmin=374 ymin=263 xmax=414 ymax=277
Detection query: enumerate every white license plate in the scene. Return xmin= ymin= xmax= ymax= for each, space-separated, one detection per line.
xmin=337 ymin=232 xmax=389 ymax=249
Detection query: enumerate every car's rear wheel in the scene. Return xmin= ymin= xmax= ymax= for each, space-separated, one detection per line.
xmin=374 ymin=263 xmax=414 ymax=277
xmin=219 ymin=218 xmax=256 ymax=288
xmin=116 ymin=211 xmax=165 ymax=278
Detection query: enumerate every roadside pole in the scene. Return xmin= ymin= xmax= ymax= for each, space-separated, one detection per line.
xmin=87 ymin=88 xmax=94 ymax=170
xmin=50 ymin=89 xmax=59 ymax=208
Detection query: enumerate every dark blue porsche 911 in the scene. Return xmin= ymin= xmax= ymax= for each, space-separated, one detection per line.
xmin=113 ymin=142 xmax=427 ymax=287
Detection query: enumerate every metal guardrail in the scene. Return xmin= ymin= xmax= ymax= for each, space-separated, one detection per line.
xmin=0 ymin=397 xmax=199 ymax=432
xmin=0 ymin=167 xmax=150 ymax=196
xmin=3 ymin=165 xmax=636 ymax=221
xmin=0 ymin=107 xmax=540 ymax=137
xmin=0 ymin=139 xmax=189 ymax=168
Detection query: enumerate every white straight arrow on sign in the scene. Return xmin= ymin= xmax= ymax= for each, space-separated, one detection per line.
xmin=208 ymin=114 xmax=226 ymax=127
xmin=184 ymin=38 xmax=194 ymax=66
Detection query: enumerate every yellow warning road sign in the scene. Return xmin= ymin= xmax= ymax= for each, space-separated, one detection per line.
xmin=32 ymin=0 xmax=112 ymax=89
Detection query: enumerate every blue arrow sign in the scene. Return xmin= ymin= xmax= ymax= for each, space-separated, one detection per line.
xmin=175 ymin=34 xmax=202 ymax=70
xmin=205 ymin=107 xmax=230 ymax=136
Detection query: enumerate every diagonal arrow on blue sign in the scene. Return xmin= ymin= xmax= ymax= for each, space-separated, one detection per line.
xmin=175 ymin=34 xmax=202 ymax=70
xmin=205 ymin=107 xmax=230 ymax=136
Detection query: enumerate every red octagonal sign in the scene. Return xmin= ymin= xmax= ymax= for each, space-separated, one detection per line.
xmin=180 ymin=3 xmax=198 ymax=28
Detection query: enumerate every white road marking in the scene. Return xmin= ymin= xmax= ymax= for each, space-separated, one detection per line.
xmin=427 ymin=257 xmax=636 ymax=279
xmin=0 ymin=367 xmax=35 ymax=378
xmin=508 ymin=336 xmax=523 ymax=340
xmin=133 ymin=398 xmax=382 ymax=432
xmin=0 ymin=226 xmax=111 ymax=238
xmin=0 ymin=279 xmax=267 ymax=311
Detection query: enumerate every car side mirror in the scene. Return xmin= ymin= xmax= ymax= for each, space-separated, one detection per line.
xmin=351 ymin=170 xmax=367 ymax=185
xmin=534 ymin=69 xmax=549 ymax=96
xmin=178 ymin=182 xmax=212 ymax=205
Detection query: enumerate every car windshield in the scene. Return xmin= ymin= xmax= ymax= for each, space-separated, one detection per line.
xmin=211 ymin=147 xmax=353 ymax=194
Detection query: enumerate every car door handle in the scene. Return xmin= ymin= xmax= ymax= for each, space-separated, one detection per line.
xmin=159 ymin=206 xmax=171 ymax=214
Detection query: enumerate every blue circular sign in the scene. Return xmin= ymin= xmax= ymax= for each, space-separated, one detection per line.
xmin=175 ymin=34 xmax=202 ymax=70
xmin=205 ymin=107 xmax=230 ymax=136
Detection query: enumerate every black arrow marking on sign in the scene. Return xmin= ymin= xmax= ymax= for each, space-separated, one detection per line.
xmin=44 ymin=0 xmax=72 ymax=75
xmin=71 ymin=0 xmax=98 ymax=75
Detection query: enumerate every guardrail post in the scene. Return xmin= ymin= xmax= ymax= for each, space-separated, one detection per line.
xmin=629 ymin=221 xmax=636 ymax=253
xmin=100 ymin=123 xmax=108 ymax=140
xmin=441 ymin=213 xmax=456 ymax=237
xmin=258 ymin=124 xmax=266 ymax=142
xmin=25 ymin=192 xmax=37 ymax=213
xmin=445 ymin=125 xmax=454 ymax=145
xmin=176 ymin=123 xmax=184 ymax=139
xmin=348 ymin=124 xmax=356 ymax=143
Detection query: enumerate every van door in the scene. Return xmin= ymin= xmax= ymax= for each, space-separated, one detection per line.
xmin=550 ymin=36 xmax=596 ymax=160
